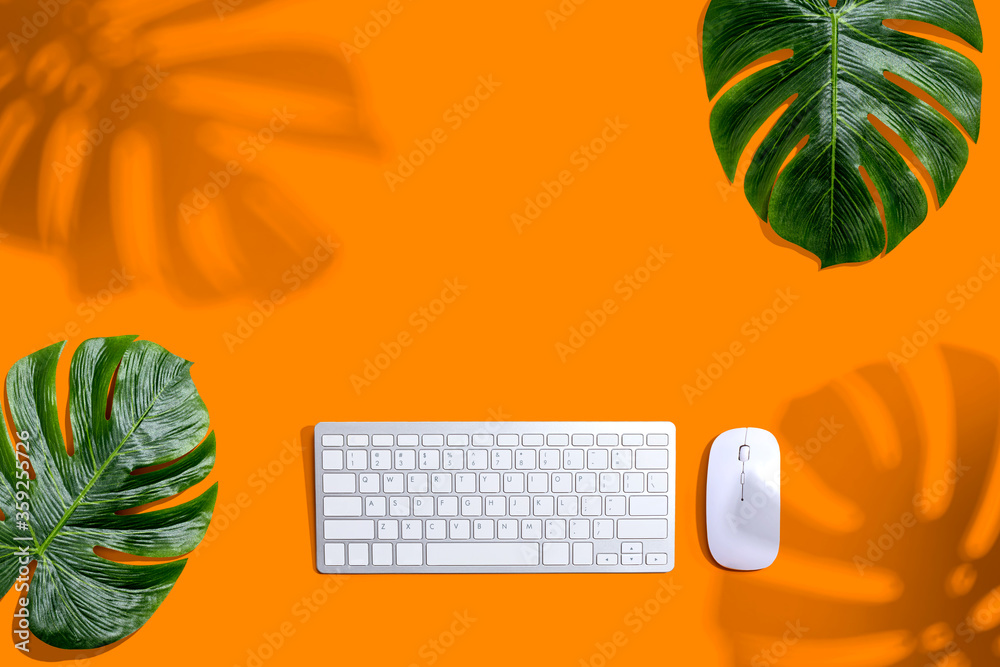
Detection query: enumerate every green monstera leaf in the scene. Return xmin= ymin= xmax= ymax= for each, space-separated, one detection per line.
xmin=703 ymin=0 xmax=983 ymax=267
xmin=0 ymin=336 xmax=217 ymax=649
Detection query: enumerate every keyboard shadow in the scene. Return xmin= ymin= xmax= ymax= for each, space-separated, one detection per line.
xmin=300 ymin=424 xmax=318 ymax=573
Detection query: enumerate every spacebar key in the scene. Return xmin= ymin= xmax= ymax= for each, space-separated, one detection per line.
xmin=427 ymin=543 xmax=540 ymax=566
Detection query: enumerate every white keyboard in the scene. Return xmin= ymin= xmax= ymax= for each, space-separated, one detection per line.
xmin=314 ymin=422 xmax=675 ymax=573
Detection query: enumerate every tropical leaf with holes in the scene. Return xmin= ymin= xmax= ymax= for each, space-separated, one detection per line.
xmin=0 ymin=336 xmax=217 ymax=649
xmin=703 ymin=0 xmax=983 ymax=267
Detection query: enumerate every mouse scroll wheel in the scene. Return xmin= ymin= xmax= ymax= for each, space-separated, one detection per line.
xmin=739 ymin=445 xmax=750 ymax=462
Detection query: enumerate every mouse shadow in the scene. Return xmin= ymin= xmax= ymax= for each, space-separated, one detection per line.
xmin=714 ymin=345 xmax=1000 ymax=666
xmin=300 ymin=424 xmax=318 ymax=573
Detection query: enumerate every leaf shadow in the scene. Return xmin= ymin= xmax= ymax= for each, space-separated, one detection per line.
xmin=0 ymin=0 xmax=379 ymax=303
xmin=715 ymin=345 xmax=1000 ymax=666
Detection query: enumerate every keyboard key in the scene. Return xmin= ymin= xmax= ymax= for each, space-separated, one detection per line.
xmin=474 ymin=519 xmax=494 ymax=539
xmin=454 ymin=473 xmax=477 ymax=493
xmin=557 ymin=496 xmax=578 ymax=516
xmin=324 ymin=497 xmax=362 ymax=516
xmin=521 ymin=519 xmax=542 ymax=539
xmin=617 ymin=519 xmax=668 ymax=539
xmin=395 ymin=450 xmax=416 ymax=470
xmin=365 ymin=497 xmax=386 ymax=516
xmin=322 ymin=434 xmax=344 ymax=447
xmin=597 ymin=553 xmax=618 ymax=565
xmin=426 ymin=520 xmax=446 ymax=539
xmin=419 ymin=450 xmax=440 ymax=470
xmin=372 ymin=543 xmax=393 ymax=566
xmin=349 ymin=543 xmax=368 ymax=566
xmin=431 ymin=473 xmax=451 ymax=493
xmin=397 ymin=434 xmax=419 ymax=447
xmin=509 ymin=496 xmax=530 ymax=516
xmin=325 ymin=520 xmax=374 ymax=540
xmin=600 ymin=472 xmax=620 ymax=493
xmin=370 ymin=451 xmax=391 ymax=470
xmin=498 ymin=434 xmax=519 ymax=447
xmin=587 ymin=449 xmax=608 ymax=469
xmin=413 ymin=497 xmax=433 ymax=516
xmin=444 ymin=450 xmax=464 ymax=470
xmin=582 ymin=496 xmax=602 ymax=516
xmin=593 ymin=519 xmax=614 ymax=539
xmin=573 ymin=543 xmax=594 ymax=565
xmin=397 ymin=543 xmax=423 ymax=565
xmin=540 ymin=451 xmax=560 ymax=470
xmin=543 ymin=542 xmax=570 ymax=565
xmin=533 ymin=496 xmax=554 ymax=516
xmin=576 ymin=473 xmax=597 ymax=493
xmin=564 ymin=450 xmax=584 ymax=470
xmin=621 ymin=542 xmax=642 ymax=554
xmin=612 ymin=450 xmax=632 ymax=470
xmin=647 ymin=434 xmax=669 ymax=447
xmin=504 ymin=473 xmax=524 ymax=493
xmin=630 ymin=496 xmax=668 ymax=516
xmin=384 ymin=474 xmax=404 ymax=493
xmin=492 ymin=450 xmax=513 ymax=470
xmin=467 ymin=450 xmax=488 ymax=470
xmin=622 ymin=554 xmax=642 ymax=565
xmin=324 ymin=543 xmax=345 ymax=566
xmin=527 ymin=472 xmax=548 ymax=492
xmin=427 ymin=543 xmax=539 ymax=566
xmin=359 ymin=474 xmax=379 ymax=493
xmin=372 ymin=434 xmax=394 ymax=447
xmin=546 ymin=519 xmax=566 ymax=539
xmin=622 ymin=434 xmax=643 ymax=446
xmin=422 ymin=434 xmax=444 ymax=447
xmin=408 ymin=473 xmax=430 ymax=493
xmin=347 ymin=451 xmax=367 ymax=469
xmin=551 ymin=473 xmax=572 ymax=493
xmin=378 ymin=520 xmax=398 ymax=539
xmin=323 ymin=474 xmax=355 ymax=494
xmin=322 ymin=450 xmax=344 ymax=470
xmin=450 ymin=519 xmax=471 ymax=539
xmin=402 ymin=519 xmax=422 ymax=539
xmin=572 ymin=434 xmax=594 ymax=446
xmin=570 ymin=519 xmax=590 ymax=539
xmin=485 ymin=496 xmax=506 ymax=516
xmin=646 ymin=553 xmax=667 ymax=565
xmin=477 ymin=473 xmax=498 ymax=493
xmin=648 ymin=473 xmax=668 ymax=492
xmin=548 ymin=434 xmax=569 ymax=447
xmin=347 ymin=434 xmax=368 ymax=447
xmin=636 ymin=450 xmax=669 ymax=469
xmin=462 ymin=497 xmax=483 ymax=516
xmin=438 ymin=497 xmax=459 ymax=516
xmin=498 ymin=520 xmax=518 ymax=539
xmin=624 ymin=472 xmax=644 ymax=492
xmin=389 ymin=497 xmax=410 ymax=516
xmin=522 ymin=434 xmax=544 ymax=447
xmin=606 ymin=496 xmax=626 ymax=515
xmin=473 ymin=433 xmax=494 ymax=447
xmin=516 ymin=450 xmax=537 ymax=469
xmin=448 ymin=434 xmax=469 ymax=447
xmin=597 ymin=434 xmax=618 ymax=446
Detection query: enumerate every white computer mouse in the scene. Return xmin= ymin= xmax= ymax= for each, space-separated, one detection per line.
xmin=707 ymin=427 xmax=780 ymax=570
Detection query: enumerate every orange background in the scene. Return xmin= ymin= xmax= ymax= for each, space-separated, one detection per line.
xmin=1 ymin=0 xmax=1000 ymax=665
